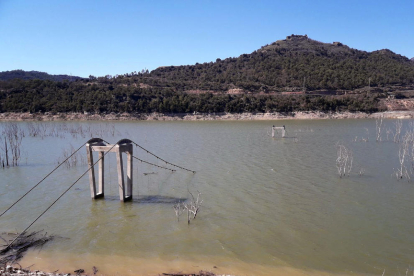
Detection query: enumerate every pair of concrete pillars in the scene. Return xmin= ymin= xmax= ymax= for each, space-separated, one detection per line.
xmin=272 ymin=125 xmax=286 ymax=138
xmin=86 ymin=138 xmax=133 ymax=202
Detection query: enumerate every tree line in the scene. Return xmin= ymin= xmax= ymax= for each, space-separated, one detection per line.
xmin=0 ymin=78 xmax=384 ymax=114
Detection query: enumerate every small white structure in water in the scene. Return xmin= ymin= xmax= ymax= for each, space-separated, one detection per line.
xmin=272 ymin=125 xmax=286 ymax=138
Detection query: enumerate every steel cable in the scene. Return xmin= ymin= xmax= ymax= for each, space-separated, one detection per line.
xmin=131 ymin=141 xmax=195 ymax=173
xmin=132 ymin=155 xmax=175 ymax=172
xmin=4 ymin=143 xmax=117 ymax=250
xmin=0 ymin=141 xmax=88 ymax=218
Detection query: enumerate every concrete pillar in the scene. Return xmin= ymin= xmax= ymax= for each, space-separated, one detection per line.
xmin=86 ymin=144 xmax=97 ymax=199
xmin=116 ymin=145 xmax=125 ymax=201
xmin=98 ymin=152 xmax=105 ymax=196
xmin=126 ymin=145 xmax=133 ymax=200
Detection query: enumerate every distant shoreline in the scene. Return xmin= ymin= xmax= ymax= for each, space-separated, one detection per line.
xmin=1 ymin=111 xmax=414 ymax=122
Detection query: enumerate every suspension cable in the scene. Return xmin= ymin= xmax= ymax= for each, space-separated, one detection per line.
xmin=1 ymin=137 xmax=193 ymax=248
xmin=104 ymin=139 xmax=194 ymax=173
xmin=131 ymin=141 xmax=195 ymax=173
xmin=132 ymin=155 xmax=175 ymax=172
xmin=0 ymin=141 xmax=88 ymax=218
xmin=4 ymin=143 xmax=117 ymax=250
xmin=1 ymin=138 xmax=193 ymax=220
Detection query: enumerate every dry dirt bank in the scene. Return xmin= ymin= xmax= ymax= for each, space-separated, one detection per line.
xmin=1 ymin=111 xmax=414 ymax=122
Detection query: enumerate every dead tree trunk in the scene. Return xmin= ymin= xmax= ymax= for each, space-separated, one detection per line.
xmin=4 ymin=140 xmax=8 ymax=167
xmin=395 ymin=130 xmax=413 ymax=179
xmin=394 ymin=119 xmax=402 ymax=143
xmin=336 ymin=142 xmax=353 ymax=177
xmin=376 ymin=116 xmax=383 ymax=142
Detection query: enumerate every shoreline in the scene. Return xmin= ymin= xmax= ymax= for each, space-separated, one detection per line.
xmin=0 ymin=266 xmax=227 ymax=276
xmin=1 ymin=111 xmax=414 ymax=122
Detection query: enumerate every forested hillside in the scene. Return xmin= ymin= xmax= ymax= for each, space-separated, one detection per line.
xmin=148 ymin=35 xmax=414 ymax=92
xmin=0 ymin=70 xmax=84 ymax=82
xmin=0 ymin=77 xmax=385 ymax=114
xmin=1 ymin=35 xmax=413 ymax=114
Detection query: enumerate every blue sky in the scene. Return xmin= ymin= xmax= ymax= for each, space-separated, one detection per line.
xmin=1 ymin=0 xmax=413 ymax=78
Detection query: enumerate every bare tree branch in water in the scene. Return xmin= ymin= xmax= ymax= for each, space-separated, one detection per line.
xmin=394 ymin=130 xmax=413 ymax=180
xmin=26 ymin=122 xmax=40 ymax=137
xmin=173 ymin=191 xmax=203 ymax=224
xmin=56 ymin=143 xmax=86 ymax=169
xmin=336 ymin=142 xmax=353 ymax=177
xmin=0 ymin=123 xmax=24 ymax=167
xmin=0 ymin=132 xmax=9 ymax=167
xmin=0 ymin=136 xmax=3 ymax=168
xmin=386 ymin=128 xmax=393 ymax=141
xmin=173 ymin=202 xmax=185 ymax=222
xmin=354 ymin=128 xmax=369 ymax=142
xmin=394 ymin=119 xmax=403 ymax=143
xmin=185 ymin=191 xmax=203 ymax=222
xmin=376 ymin=116 xmax=383 ymax=142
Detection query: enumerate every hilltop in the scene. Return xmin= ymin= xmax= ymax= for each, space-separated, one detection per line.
xmin=0 ymin=70 xmax=84 ymax=82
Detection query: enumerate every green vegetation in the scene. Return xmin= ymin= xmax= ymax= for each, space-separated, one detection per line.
xmin=149 ymin=35 xmax=414 ymax=92
xmin=0 ymin=78 xmax=384 ymax=113
xmin=1 ymin=35 xmax=413 ymax=114
xmin=0 ymin=70 xmax=84 ymax=82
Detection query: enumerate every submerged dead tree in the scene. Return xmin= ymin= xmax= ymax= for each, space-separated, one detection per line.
xmin=0 ymin=136 xmax=5 ymax=167
xmin=173 ymin=202 xmax=184 ymax=222
xmin=186 ymin=191 xmax=203 ymax=223
xmin=173 ymin=191 xmax=203 ymax=224
xmin=394 ymin=119 xmax=403 ymax=143
xmin=0 ymin=123 xmax=24 ymax=167
xmin=394 ymin=126 xmax=414 ymax=180
xmin=336 ymin=142 xmax=353 ymax=177
xmin=56 ymin=143 xmax=86 ymax=169
xmin=376 ymin=116 xmax=383 ymax=142
xmin=394 ymin=131 xmax=411 ymax=179
xmin=386 ymin=128 xmax=393 ymax=141
xmin=0 ymin=134 xmax=9 ymax=167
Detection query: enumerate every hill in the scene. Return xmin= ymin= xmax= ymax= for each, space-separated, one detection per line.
xmin=147 ymin=34 xmax=414 ymax=93
xmin=1 ymin=35 xmax=414 ymax=115
xmin=0 ymin=70 xmax=84 ymax=82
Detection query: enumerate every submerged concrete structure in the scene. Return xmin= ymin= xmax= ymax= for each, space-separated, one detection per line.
xmin=272 ymin=125 xmax=286 ymax=138
xmin=86 ymin=138 xmax=133 ymax=202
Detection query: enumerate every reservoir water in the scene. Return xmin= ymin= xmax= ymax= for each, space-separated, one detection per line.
xmin=1 ymin=119 xmax=414 ymax=276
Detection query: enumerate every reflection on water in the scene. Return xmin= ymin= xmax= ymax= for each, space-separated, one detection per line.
xmin=1 ymin=120 xmax=414 ymax=276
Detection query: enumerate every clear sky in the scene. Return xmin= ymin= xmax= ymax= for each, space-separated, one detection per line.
xmin=1 ymin=0 xmax=413 ymax=78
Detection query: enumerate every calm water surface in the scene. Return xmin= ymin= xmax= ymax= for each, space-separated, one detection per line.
xmin=1 ymin=120 xmax=414 ymax=276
